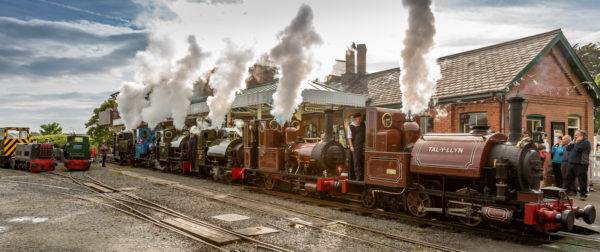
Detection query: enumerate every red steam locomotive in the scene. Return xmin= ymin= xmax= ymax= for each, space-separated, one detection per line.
xmin=228 ymin=96 xmax=595 ymax=233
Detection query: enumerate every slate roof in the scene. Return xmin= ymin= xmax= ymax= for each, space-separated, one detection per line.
xmin=332 ymin=29 xmax=573 ymax=106
xmin=434 ymin=29 xmax=560 ymax=100
xmin=344 ymin=68 xmax=401 ymax=107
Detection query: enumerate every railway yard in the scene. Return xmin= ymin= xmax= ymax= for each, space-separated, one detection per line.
xmin=1 ymin=162 xmax=599 ymax=252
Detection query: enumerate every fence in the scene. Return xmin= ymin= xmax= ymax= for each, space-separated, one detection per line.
xmin=591 ymin=154 xmax=600 ymax=182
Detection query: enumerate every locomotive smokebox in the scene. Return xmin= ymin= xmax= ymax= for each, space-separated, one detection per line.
xmin=507 ymin=96 xmax=525 ymax=144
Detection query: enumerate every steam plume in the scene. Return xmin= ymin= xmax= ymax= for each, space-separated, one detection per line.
xmin=117 ymin=35 xmax=205 ymax=129
xmin=206 ymin=40 xmax=254 ymax=127
xmin=269 ymin=4 xmax=322 ymax=124
xmin=399 ymin=0 xmax=439 ymax=115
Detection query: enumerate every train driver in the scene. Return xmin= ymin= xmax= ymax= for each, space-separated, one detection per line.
xmin=348 ymin=113 xmax=366 ymax=181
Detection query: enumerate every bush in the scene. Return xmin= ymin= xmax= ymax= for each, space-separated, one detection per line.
xmin=31 ymin=134 xmax=67 ymax=148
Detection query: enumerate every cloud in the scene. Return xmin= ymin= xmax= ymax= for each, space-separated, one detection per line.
xmin=0 ymin=17 xmax=148 ymax=77
xmin=0 ymin=91 xmax=113 ymax=133
xmin=187 ymin=0 xmax=243 ymax=5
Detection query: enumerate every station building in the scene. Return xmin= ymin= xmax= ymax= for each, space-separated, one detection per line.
xmin=328 ymin=29 xmax=600 ymax=142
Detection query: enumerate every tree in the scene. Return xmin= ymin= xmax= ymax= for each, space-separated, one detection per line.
xmin=574 ymin=43 xmax=600 ymax=77
xmin=86 ymin=99 xmax=116 ymax=147
xmin=40 ymin=122 xmax=62 ymax=135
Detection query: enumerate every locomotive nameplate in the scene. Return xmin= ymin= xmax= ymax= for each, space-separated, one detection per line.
xmin=386 ymin=169 xmax=397 ymax=175
xmin=410 ymin=134 xmax=492 ymax=178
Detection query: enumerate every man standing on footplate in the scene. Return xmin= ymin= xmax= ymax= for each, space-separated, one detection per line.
xmin=348 ymin=113 xmax=365 ymax=181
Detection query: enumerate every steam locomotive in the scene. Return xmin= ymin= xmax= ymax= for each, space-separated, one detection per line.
xmin=121 ymin=97 xmax=595 ymax=233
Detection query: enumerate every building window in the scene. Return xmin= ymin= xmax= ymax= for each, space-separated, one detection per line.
xmin=460 ymin=112 xmax=488 ymax=133
xmin=567 ymin=116 xmax=580 ymax=138
xmin=420 ymin=116 xmax=434 ymax=134
xmin=526 ymin=114 xmax=545 ymax=134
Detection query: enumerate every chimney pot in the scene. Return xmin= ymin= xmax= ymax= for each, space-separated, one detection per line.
xmin=345 ymin=49 xmax=356 ymax=74
xmin=357 ymin=44 xmax=367 ymax=75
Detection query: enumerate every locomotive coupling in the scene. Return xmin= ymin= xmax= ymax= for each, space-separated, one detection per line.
xmin=575 ymin=205 xmax=596 ymax=225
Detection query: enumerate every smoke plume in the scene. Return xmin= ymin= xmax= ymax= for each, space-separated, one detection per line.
xmin=117 ymin=35 xmax=205 ymax=129
xmin=269 ymin=4 xmax=322 ymax=124
xmin=399 ymin=0 xmax=439 ymax=115
xmin=206 ymin=40 xmax=254 ymax=127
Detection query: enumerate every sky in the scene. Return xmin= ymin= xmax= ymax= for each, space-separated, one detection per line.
xmin=1 ymin=0 xmax=599 ymax=133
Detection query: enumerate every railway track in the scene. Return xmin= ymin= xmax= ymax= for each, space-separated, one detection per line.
xmin=111 ymin=168 xmax=465 ymax=252
xmin=44 ymin=172 xmax=293 ymax=252
xmin=110 ymin=167 xmax=600 ymax=251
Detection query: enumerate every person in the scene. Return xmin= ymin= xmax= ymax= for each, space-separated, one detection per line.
xmin=100 ymin=142 xmax=109 ymax=167
xmin=517 ymin=131 xmax=533 ymax=148
xmin=551 ymin=136 xmax=565 ymax=187
xmin=188 ymin=133 xmax=198 ymax=175
xmin=44 ymin=138 xmax=50 ymax=144
xmin=538 ymin=143 xmax=550 ymax=187
xmin=90 ymin=146 xmax=97 ymax=162
xmin=561 ymin=135 xmax=572 ymax=187
xmin=564 ymin=130 xmax=591 ymax=199
xmin=543 ymin=135 xmax=551 ymax=153
xmin=347 ymin=113 xmax=365 ymax=181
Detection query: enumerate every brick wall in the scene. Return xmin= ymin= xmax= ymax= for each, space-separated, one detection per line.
xmin=433 ymin=99 xmax=501 ymax=133
xmin=430 ymin=44 xmax=595 ymax=144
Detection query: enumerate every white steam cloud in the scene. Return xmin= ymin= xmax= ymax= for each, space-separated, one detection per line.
xmin=269 ymin=4 xmax=322 ymax=124
xmin=399 ymin=0 xmax=439 ymax=115
xmin=117 ymin=35 xmax=205 ymax=130
xmin=206 ymin=40 xmax=254 ymax=128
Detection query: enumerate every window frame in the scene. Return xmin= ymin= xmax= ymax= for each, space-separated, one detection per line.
xmin=420 ymin=116 xmax=434 ymax=134
xmin=460 ymin=112 xmax=488 ymax=133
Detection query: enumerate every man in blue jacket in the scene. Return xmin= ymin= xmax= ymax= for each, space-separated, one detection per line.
xmin=564 ymin=130 xmax=592 ymax=199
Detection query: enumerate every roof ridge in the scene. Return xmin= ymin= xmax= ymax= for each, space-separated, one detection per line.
xmin=438 ymin=29 xmax=562 ymax=61
xmin=365 ymin=67 xmax=400 ymax=76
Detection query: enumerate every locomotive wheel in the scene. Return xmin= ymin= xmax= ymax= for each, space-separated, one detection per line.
xmin=448 ymin=188 xmax=482 ymax=227
xmin=449 ymin=188 xmax=482 ymax=227
xmin=263 ymin=175 xmax=277 ymax=190
xmin=361 ymin=189 xmax=377 ymax=209
xmin=405 ymin=189 xmax=430 ymax=217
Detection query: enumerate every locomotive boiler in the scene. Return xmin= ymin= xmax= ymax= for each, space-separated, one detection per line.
xmin=284 ymin=111 xmax=346 ymax=178
xmin=206 ymin=128 xmax=244 ymax=181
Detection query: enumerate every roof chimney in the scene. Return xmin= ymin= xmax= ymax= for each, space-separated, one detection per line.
xmin=356 ymin=44 xmax=367 ymax=75
xmin=345 ymin=48 xmax=356 ymax=74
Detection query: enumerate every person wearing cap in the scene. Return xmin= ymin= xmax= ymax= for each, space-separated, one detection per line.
xmin=564 ymin=130 xmax=591 ymax=199
xmin=347 ymin=113 xmax=365 ymax=181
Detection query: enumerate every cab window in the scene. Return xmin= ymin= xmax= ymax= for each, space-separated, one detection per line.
xmin=19 ymin=131 xmax=28 ymax=139
xmin=0 ymin=129 xmax=4 ymax=140
xmin=7 ymin=130 xmax=18 ymax=139
xmin=74 ymin=137 xmax=84 ymax=143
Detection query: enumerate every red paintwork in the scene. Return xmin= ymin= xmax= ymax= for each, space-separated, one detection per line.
xmin=181 ymin=161 xmax=192 ymax=174
xmin=231 ymin=167 xmax=246 ymax=181
xmin=315 ymin=177 xmax=346 ymax=193
xmin=64 ymin=160 xmax=90 ymax=171
xmin=29 ymin=159 xmax=55 ymax=173
xmin=524 ymin=198 xmax=574 ymax=232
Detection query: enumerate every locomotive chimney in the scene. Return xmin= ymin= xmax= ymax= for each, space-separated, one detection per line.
xmin=323 ymin=110 xmax=334 ymax=142
xmin=507 ymin=96 xmax=525 ymax=144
